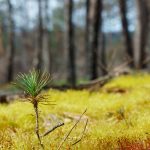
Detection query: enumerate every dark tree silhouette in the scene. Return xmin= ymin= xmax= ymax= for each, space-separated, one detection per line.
xmin=119 ymin=0 xmax=134 ymax=67
xmin=99 ymin=32 xmax=107 ymax=75
xmin=90 ymin=0 xmax=103 ymax=79
xmin=43 ymin=0 xmax=51 ymax=73
xmin=65 ymin=0 xmax=76 ymax=87
xmin=37 ymin=0 xmax=44 ymax=70
xmin=0 ymin=23 xmax=4 ymax=55
xmin=7 ymin=0 xmax=15 ymax=81
xmin=134 ymin=0 xmax=149 ymax=69
xmin=85 ymin=0 xmax=90 ymax=78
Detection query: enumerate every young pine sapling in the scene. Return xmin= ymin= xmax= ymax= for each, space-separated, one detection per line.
xmin=13 ymin=69 xmax=87 ymax=149
xmin=13 ymin=69 xmax=52 ymax=148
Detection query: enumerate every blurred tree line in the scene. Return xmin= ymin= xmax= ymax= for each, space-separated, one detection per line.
xmin=0 ymin=0 xmax=150 ymax=87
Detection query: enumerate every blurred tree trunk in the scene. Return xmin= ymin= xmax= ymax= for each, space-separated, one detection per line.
xmin=85 ymin=0 xmax=90 ymax=78
xmin=37 ymin=0 xmax=43 ymax=70
xmin=134 ymin=0 xmax=149 ymax=69
xmin=99 ymin=32 xmax=107 ymax=75
xmin=43 ymin=0 xmax=51 ymax=73
xmin=65 ymin=0 xmax=76 ymax=87
xmin=90 ymin=0 xmax=103 ymax=80
xmin=118 ymin=0 xmax=134 ymax=67
xmin=0 ymin=23 xmax=4 ymax=56
xmin=7 ymin=0 xmax=15 ymax=82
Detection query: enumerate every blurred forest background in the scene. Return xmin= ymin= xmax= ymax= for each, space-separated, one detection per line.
xmin=0 ymin=0 xmax=149 ymax=86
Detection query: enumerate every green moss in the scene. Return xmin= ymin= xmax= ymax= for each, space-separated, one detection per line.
xmin=1 ymin=74 xmax=150 ymax=149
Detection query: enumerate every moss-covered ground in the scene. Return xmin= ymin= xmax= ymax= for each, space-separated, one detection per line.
xmin=1 ymin=74 xmax=150 ymax=149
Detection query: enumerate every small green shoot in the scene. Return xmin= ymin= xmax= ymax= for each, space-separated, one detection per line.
xmin=13 ymin=69 xmax=51 ymax=148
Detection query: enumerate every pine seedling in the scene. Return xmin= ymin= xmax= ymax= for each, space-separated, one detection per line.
xmin=13 ymin=69 xmax=51 ymax=148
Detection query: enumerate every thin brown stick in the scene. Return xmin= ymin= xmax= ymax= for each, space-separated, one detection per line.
xmin=72 ymin=118 xmax=88 ymax=146
xmin=42 ymin=122 xmax=64 ymax=137
xmin=33 ymin=101 xmax=44 ymax=149
xmin=57 ymin=109 xmax=87 ymax=150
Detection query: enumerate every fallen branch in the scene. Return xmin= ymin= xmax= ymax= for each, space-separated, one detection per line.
xmin=72 ymin=118 xmax=88 ymax=146
xmin=42 ymin=122 xmax=64 ymax=137
xmin=77 ymin=75 xmax=112 ymax=89
xmin=78 ymin=59 xmax=133 ymax=90
xmin=57 ymin=109 xmax=87 ymax=150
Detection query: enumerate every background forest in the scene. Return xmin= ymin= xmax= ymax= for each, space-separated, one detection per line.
xmin=0 ymin=0 xmax=149 ymax=86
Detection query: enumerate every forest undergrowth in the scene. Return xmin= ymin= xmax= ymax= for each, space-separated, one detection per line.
xmin=1 ymin=74 xmax=150 ymax=149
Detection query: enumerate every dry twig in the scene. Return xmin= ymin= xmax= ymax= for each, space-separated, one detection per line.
xmin=42 ymin=122 xmax=64 ymax=137
xmin=57 ymin=109 xmax=87 ymax=150
xmin=72 ymin=118 xmax=88 ymax=146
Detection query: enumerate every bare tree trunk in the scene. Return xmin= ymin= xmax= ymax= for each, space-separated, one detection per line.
xmin=99 ymin=32 xmax=107 ymax=75
xmin=37 ymin=0 xmax=44 ymax=71
xmin=0 ymin=23 xmax=4 ymax=55
xmin=90 ymin=0 xmax=103 ymax=80
xmin=7 ymin=0 xmax=15 ymax=82
xmin=134 ymin=0 xmax=149 ymax=69
xmin=85 ymin=0 xmax=90 ymax=78
xmin=43 ymin=0 xmax=51 ymax=73
xmin=118 ymin=0 xmax=134 ymax=67
xmin=65 ymin=0 xmax=76 ymax=87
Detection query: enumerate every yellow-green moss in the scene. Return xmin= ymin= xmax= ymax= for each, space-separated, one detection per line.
xmin=0 ymin=74 xmax=150 ymax=149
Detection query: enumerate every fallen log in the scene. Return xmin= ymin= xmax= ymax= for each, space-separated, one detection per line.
xmin=77 ymin=75 xmax=112 ymax=90
xmin=49 ymin=75 xmax=111 ymax=91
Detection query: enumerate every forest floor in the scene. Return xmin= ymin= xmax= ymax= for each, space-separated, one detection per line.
xmin=1 ymin=74 xmax=150 ymax=149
